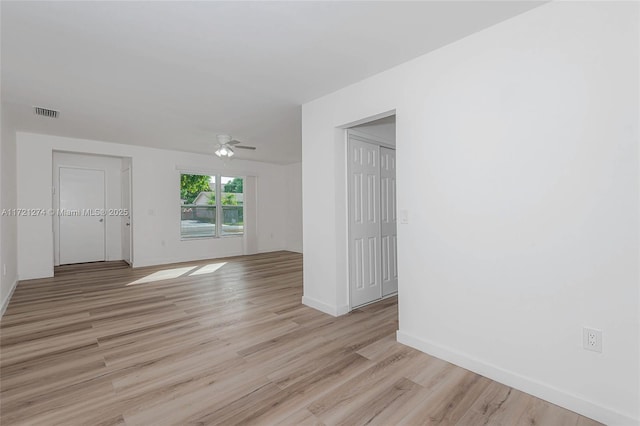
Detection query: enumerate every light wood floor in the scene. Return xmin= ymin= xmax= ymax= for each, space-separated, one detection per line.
xmin=1 ymin=251 xmax=601 ymax=426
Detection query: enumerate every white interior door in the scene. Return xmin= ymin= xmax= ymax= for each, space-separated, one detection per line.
xmin=121 ymin=168 xmax=132 ymax=265
xmin=348 ymin=135 xmax=382 ymax=308
xmin=59 ymin=167 xmax=106 ymax=264
xmin=380 ymin=147 xmax=398 ymax=296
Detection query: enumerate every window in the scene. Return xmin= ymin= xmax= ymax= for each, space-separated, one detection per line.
xmin=180 ymin=174 xmax=244 ymax=239
xmin=220 ymin=176 xmax=244 ymax=236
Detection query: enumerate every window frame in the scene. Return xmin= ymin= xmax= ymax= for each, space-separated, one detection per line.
xmin=179 ymin=172 xmax=244 ymax=240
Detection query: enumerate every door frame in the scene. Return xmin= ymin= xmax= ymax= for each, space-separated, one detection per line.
xmin=52 ymin=153 xmax=134 ymax=268
xmin=121 ymin=166 xmax=133 ymax=265
xmin=346 ymin=128 xmax=396 ymax=311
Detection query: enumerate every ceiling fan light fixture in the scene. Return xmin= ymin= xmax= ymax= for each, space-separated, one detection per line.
xmin=215 ymin=144 xmax=234 ymax=158
xmin=214 ymin=134 xmax=248 ymax=158
xmin=217 ymin=134 xmax=232 ymax=145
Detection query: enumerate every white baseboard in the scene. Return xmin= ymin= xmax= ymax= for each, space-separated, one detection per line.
xmin=257 ymin=247 xmax=288 ymax=254
xmin=134 ymin=249 xmax=298 ymax=269
xmin=18 ymin=268 xmax=53 ymax=280
xmin=302 ymin=296 xmax=349 ymax=317
xmin=336 ymin=303 xmax=350 ymax=316
xmin=1 ymin=277 xmax=19 ymax=318
xmin=396 ymin=330 xmax=638 ymax=426
xmin=133 ymin=251 xmax=245 ymax=268
xmin=257 ymin=246 xmax=287 ymax=254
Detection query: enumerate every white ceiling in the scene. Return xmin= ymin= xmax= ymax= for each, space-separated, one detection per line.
xmin=1 ymin=1 xmax=542 ymax=164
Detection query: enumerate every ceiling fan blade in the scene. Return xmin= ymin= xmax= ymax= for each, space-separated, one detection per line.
xmin=226 ymin=139 xmax=256 ymax=149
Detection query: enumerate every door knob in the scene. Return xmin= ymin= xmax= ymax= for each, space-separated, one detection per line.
xmin=126 ymin=223 xmax=130 ymax=226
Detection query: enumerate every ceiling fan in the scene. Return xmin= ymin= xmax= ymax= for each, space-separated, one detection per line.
xmin=215 ymin=134 xmax=256 ymax=158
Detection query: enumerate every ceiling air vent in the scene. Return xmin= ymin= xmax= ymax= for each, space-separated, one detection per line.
xmin=33 ymin=106 xmax=59 ymax=118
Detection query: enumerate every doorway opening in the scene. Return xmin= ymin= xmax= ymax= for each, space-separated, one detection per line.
xmin=52 ymin=152 xmax=133 ymax=270
xmin=346 ymin=114 xmax=397 ymax=310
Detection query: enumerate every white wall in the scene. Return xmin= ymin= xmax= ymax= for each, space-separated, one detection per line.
xmin=284 ymin=162 xmax=303 ymax=253
xmin=52 ymin=152 xmax=124 ymax=264
xmin=1 ymin=106 xmax=19 ymax=316
xmin=17 ymin=132 xmax=291 ymax=279
xmin=302 ymin=2 xmax=639 ymax=425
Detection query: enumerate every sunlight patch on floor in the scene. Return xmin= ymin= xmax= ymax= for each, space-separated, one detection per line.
xmin=126 ymin=262 xmax=229 ymax=286
xmin=127 ymin=266 xmax=198 ymax=286
xmin=189 ymin=262 xmax=227 ymax=276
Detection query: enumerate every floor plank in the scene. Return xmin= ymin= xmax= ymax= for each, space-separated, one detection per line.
xmin=0 ymin=251 xmax=601 ymax=425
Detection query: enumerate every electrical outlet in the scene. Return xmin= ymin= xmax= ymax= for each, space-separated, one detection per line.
xmin=400 ymin=209 xmax=409 ymax=224
xmin=583 ymin=327 xmax=602 ymax=353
